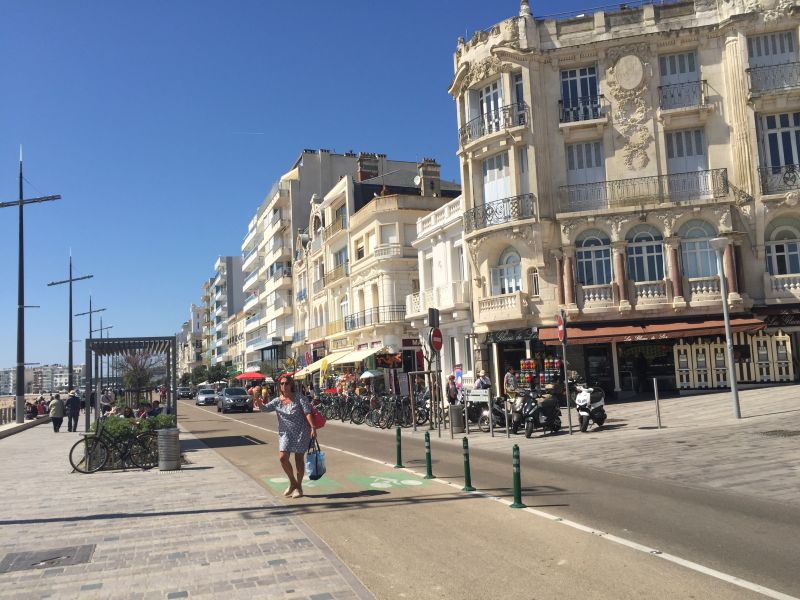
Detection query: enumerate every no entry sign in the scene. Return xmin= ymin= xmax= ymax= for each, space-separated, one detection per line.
xmin=429 ymin=327 xmax=443 ymax=353
xmin=556 ymin=313 xmax=566 ymax=343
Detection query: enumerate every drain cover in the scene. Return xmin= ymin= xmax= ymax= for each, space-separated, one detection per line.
xmin=0 ymin=545 xmax=95 ymax=574
xmin=759 ymin=430 xmax=800 ymax=438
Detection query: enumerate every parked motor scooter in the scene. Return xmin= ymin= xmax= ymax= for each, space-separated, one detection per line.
xmin=574 ymin=382 xmax=606 ymax=432
xmin=524 ymin=393 xmax=562 ymax=438
xmin=511 ymin=390 xmax=536 ymax=434
xmin=478 ymin=397 xmax=512 ymax=433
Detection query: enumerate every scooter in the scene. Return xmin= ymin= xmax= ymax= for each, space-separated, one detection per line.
xmin=478 ymin=397 xmax=513 ymax=433
xmin=524 ymin=394 xmax=562 ymax=438
xmin=510 ymin=390 xmax=536 ymax=434
xmin=574 ymin=382 xmax=606 ymax=432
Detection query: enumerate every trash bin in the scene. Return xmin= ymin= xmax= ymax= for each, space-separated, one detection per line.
xmin=157 ymin=428 xmax=181 ymax=471
xmin=449 ymin=404 xmax=466 ymax=434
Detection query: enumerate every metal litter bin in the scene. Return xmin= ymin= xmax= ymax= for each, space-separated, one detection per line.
xmin=158 ymin=428 xmax=181 ymax=471
xmin=449 ymin=404 xmax=465 ymax=434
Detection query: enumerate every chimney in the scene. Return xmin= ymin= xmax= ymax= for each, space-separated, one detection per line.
xmin=356 ymin=152 xmax=380 ymax=182
xmin=417 ymin=158 xmax=441 ymax=197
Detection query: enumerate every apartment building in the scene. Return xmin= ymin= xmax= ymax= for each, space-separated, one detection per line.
xmin=406 ymin=195 xmax=475 ymax=389
xmin=292 ymin=156 xmax=460 ymax=386
xmin=210 ymin=256 xmax=244 ymax=366
xmin=177 ymin=303 xmax=205 ymax=379
xmin=200 ymin=277 xmax=215 ymax=365
xmin=450 ymin=0 xmax=799 ymax=396
xmin=224 ymin=310 xmax=247 ymax=375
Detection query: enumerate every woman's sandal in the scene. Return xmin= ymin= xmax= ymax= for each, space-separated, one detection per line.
xmin=283 ymin=483 xmax=296 ymax=497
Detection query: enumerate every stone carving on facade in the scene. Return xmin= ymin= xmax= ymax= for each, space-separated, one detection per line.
xmin=713 ymin=206 xmax=732 ymax=232
xmin=763 ymin=190 xmax=800 ymax=214
xmin=606 ymin=44 xmax=654 ymax=171
xmin=560 ymin=218 xmax=586 ymax=239
xmin=464 ymin=56 xmax=514 ymax=89
xmin=661 ymin=211 xmax=686 ymax=237
xmin=608 ymin=215 xmax=630 ymax=241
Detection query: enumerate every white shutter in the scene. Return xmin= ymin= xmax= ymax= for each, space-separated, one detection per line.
xmin=748 ymin=31 xmax=797 ymax=68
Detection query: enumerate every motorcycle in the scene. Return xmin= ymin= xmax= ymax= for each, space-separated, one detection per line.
xmin=573 ymin=382 xmax=606 ymax=432
xmin=524 ymin=393 xmax=562 ymax=438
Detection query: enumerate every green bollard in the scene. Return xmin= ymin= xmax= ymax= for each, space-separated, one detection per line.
xmin=424 ymin=431 xmax=434 ymax=479
xmin=394 ymin=427 xmax=404 ymax=469
xmin=510 ymin=444 xmax=525 ymax=509
xmin=462 ymin=437 xmax=476 ymax=492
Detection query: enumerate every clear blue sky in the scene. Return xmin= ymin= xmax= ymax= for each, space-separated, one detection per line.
xmin=0 ymin=0 xmax=589 ymax=367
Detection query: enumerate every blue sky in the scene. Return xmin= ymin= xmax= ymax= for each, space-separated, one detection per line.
xmin=0 ymin=0 xmax=589 ymax=367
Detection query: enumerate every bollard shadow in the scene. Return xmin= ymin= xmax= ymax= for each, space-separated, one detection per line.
xmin=742 ymin=408 xmax=800 ymax=419
xmin=307 ymin=490 xmax=390 ymax=500
xmin=638 ymin=426 xmax=667 ymax=430
xmin=183 ymin=435 xmax=267 ymax=450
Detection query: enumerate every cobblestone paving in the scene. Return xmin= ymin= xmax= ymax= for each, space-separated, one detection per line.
xmin=0 ymin=425 xmax=373 ymax=600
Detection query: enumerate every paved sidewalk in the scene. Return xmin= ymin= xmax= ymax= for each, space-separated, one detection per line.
xmin=0 ymin=423 xmax=373 ymax=600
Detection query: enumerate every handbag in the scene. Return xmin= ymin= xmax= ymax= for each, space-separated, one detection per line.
xmin=310 ymin=406 xmax=326 ymax=429
xmin=306 ymin=438 xmax=326 ymax=480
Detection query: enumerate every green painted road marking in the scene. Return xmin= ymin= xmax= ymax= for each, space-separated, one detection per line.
xmin=263 ymin=475 xmax=341 ymax=492
xmin=347 ymin=471 xmax=429 ymax=489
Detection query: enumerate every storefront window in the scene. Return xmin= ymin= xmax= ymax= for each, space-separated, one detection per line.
xmin=626 ymin=225 xmax=664 ymax=282
xmin=576 ymin=230 xmax=612 ymax=285
xmin=678 ymin=220 xmax=717 ymax=278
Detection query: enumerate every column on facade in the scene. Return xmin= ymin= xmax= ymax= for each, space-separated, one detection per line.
xmin=723 ymin=31 xmax=756 ymax=195
xmin=552 ymin=250 xmax=565 ymax=306
xmin=562 ymin=247 xmax=576 ymax=306
xmin=612 ymin=241 xmax=630 ymax=308
xmin=665 ymin=238 xmax=685 ymax=305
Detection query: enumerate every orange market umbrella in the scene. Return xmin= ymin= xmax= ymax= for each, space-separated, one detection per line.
xmin=235 ymin=372 xmax=265 ymax=381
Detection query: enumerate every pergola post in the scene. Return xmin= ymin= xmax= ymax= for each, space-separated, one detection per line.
xmin=84 ymin=342 xmax=93 ymax=432
xmin=171 ymin=339 xmax=178 ymax=417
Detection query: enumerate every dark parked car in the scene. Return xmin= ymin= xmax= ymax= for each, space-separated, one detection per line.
xmin=196 ymin=388 xmax=217 ymax=406
xmin=177 ymin=386 xmax=194 ymax=399
xmin=217 ymin=387 xmax=253 ymax=413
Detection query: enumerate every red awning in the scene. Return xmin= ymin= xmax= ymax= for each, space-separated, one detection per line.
xmin=538 ymin=318 xmax=766 ymax=345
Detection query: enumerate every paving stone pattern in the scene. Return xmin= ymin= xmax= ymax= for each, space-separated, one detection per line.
xmin=0 ymin=425 xmax=373 ymax=600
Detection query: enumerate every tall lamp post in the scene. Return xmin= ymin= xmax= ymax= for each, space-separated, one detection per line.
xmin=709 ymin=237 xmax=741 ymax=419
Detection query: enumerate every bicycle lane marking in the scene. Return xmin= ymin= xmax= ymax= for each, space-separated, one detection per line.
xmin=182 ymin=402 xmax=799 ymax=600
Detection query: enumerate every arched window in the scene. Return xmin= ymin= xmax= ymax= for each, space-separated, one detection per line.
xmin=576 ymin=230 xmax=612 ymax=285
xmin=678 ymin=220 xmax=717 ymax=278
xmin=626 ymin=225 xmax=664 ymax=282
xmin=765 ymin=217 xmax=800 ymax=275
xmin=491 ymin=247 xmax=522 ymax=295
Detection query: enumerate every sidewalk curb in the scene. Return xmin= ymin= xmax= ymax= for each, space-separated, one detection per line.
xmin=0 ymin=416 xmax=51 ymax=440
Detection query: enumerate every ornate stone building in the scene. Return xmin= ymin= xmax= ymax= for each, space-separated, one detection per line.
xmin=450 ymin=0 xmax=799 ymax=396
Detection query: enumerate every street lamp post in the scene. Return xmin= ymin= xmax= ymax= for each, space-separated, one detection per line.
xmin=709 ymin=237 xmax=741 ymax=419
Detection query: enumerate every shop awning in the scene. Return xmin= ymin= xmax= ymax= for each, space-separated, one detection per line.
xmin=293 ymin=350 xmax=352 ymax=379
xmin=332 ymin=346 xmax=385 ymax=365
xmin=538 ymin=318 xmax=766 ymax=345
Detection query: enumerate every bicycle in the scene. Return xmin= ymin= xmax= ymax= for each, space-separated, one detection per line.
xmin=69 ymin=420 xmax=159 ymax=473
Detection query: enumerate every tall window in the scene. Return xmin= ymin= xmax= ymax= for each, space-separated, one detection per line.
xmin=679 ymin=220 xmax=717 ymax=278
xmin=747 ymin=31 xmax=796 ymax=68
xmin=529 ymin=268 xmax=540 ymax=297
xmin=626 ymin=225 xmax=665 ymax=282
xmin=576 ymin=230 xmax=612 ymax=285
xmin=566 ymin=142 xmax=605 ymax=210
xmin=518 ymin=146 xmax=530 ymax=196
xmin=480 ymin=80 xmax=503 ymax=133
xmin=482 ymin=152 xmax=511 ymax=204
xmin=560 ymin=66 xmax=599 ymax=121
xmin=765 ymin=218 xmax=800 ymax=275
xmin=512 ymin=72 xmax=526 ymax=124
xmin=666 ymin=128 xmax=709 ymax=199
xmin=762 ymin=112 xmax=800 ymax=169
xmin=340 ymin=295 xmax=349 ymax=320
xmin=490 ymin=247 xmax=522 ymax=295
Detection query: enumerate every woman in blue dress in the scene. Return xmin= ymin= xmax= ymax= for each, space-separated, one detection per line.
xmin=262 ymin=374 xmax=317 ymax=498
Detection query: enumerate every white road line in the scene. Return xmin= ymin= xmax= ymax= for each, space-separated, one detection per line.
xmin=184 ymin=403 xmax=799 ymax=600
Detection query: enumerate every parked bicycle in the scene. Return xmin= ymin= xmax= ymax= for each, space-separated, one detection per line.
xmin=69 ymin=419 xmax=159 ymax=473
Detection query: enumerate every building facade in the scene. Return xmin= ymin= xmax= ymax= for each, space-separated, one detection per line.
xmin=451 ymin=0 xmax=799 ymax=396
xmin=210 ymin=256 xmax=244 ymax=366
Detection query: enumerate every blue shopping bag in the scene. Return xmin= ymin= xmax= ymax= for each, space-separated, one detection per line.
xmin=306 ymin=438 xmax=326 ymax=480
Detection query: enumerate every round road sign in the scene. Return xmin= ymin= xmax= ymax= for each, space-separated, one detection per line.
xmin=556 ymin=313 xmax=565 ymax=343
xmin=429 ymin=327 xmax=444 ymax=353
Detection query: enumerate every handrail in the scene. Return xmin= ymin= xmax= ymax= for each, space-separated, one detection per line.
xmin=558 ymin=95 xmax=606 ymax=123
xmin=658 ymin=80 xmax=707 ymax=110
xmin=459 ymin=102 xmax=528 ymax=146
xmin=464 ymin=193 xmax=537 ymax=234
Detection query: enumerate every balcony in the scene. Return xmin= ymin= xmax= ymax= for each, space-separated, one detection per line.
xmin=245 ymin=336 xmax=265 ymax=352
xmin=406 ymin=281 xmax=471 ymax=317
xmin=292 ymin=330 xmax=307 ymax=343
xmin=759 ymin=164 xmax=800 ymax=195
xmin=658 ymin=80 xmax=707 ymax=111
xmin=308 ymin=324 xmax=326 ymax=341
xmin=374 ymin=244 xmax=403 ymax=259
xmin=244 ymin=314 xmax=262 ymax=333
xmin=477 ymin=291 xmax=528 ymax=323
xmin=326 ymin=320 xmax=345 ymax=335
xmin=312 ymin=278 xmax=324 ymax=295
xmin=243 ymin=271 xmax=259 ymax=292
xmin=242 ymin=246 xmax=261 ymax=271
xmin=296 ymin=288 xmax=308 ymax=302
xmin=685 ymin=276 xmax=721 ymax=303
xmin=464 ymin=193 xmax=537 ymax=234
xmin=323 ymin=216 xmax=347 ymax=241
xmin=559 ymin=95 xmax=606 ymax=124
xmin=271 ymin=211 xmax=282 ymax=226
xmin=630 ymin=280 xmax=671 ymax=308
xmin=323 ymin=262 xmax=349 ymax=286
xmin=272 ymin=266 xmax=292 ymax=281
xmin=558 ymin=169 xmax=729 ymax=214
xmin=243 ymin=293 xmax=259 ymax=313
xmin=344 ymin=305 xmax=406 ymax=331
xmin=459 ymin=102 xmax=529 ymax=147
xmin=417 ymin=196 xmax=462 ymax=238
xmin=310 ymin=235 xmax=323 ymax=254
xmin=577 ymin=283 xmax=616 ymax=311
xmin=747 ymin=62 xmax=800 ymax=95
xmin=766 ymin=273 xmax=800 ymax=303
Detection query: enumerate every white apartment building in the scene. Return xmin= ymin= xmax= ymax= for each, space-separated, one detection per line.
xmin=200 ymin=277 xmax=215 ymax=366
xmin=450 ymin=0 xmax=800 ymax=397
xmin=406 ymin=195 xmax=475 ymax=389
xmin=292 ymin=156 xmax=461 ymax=386
xmin=210 ymin=256 xmax=244 ymax=366
xmin=177 ymin=303 xmax=205 ymax=379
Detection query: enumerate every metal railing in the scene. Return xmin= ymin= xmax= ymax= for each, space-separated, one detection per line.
xmin=296 ymin=288 xmax=308 ymax=302
xmin=559 ymin=95 xmax=606 ymax=123
xmin=759 ymin=164 xmax=800 ymax=195
xmin=271 ymin=266 xmax=292 ymax=281
xmin=747 ymin=62 xmax=800 ymax=94
xmin=326 ymin=320 xmax=345 ymax=335
xmin=308 ymin=325 xmax=325 ymax=340
xmin=344 ymin=305 xmax=406 ymax=331
xmin=271 ymin=211 xmax=282 ymax=226
xmin=559 ymin=169 xmax=729 ymax=213
xmin=312 ymin=278 xmax=324 ymax=294
xmin=323 ymin=262 xmax=349 ymax=286
xmin=464 ymin=193 xmax=537 ymax=234
xmin=658 ymin=80 xmax=707 ymax=110
xmin=323 ymin=216 xmax=347 ymax=240
xmin=459 ymin=102 xmax=528 ymax=146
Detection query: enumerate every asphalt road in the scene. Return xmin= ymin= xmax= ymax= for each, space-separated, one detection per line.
xmin=178 ymin=400 xmax=800 ymax=599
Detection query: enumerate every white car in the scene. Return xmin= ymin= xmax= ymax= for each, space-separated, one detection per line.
xmin=195 ymin=388 xmax=217 ymax=406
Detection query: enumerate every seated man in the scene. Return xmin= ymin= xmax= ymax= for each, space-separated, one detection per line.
xmin=147 ymin=400 xmax=162 ymax=417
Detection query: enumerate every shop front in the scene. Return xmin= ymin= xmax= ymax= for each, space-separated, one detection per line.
xmin=484 ymin=328 xmax=541 ymax=396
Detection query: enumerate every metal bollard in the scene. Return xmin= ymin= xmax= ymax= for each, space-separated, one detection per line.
xmin=504 ymin=399 xmax=510 ymax=439
xmin=653 ymin=378 xmax=662 ymax=429
xmin=510 ymin=444 xmax=525 ymax=509
xmin=394 ymin=427 xmax=404 ymax=468
xmin=462 ymin=437 xmax=476 ymax=492
xmin=424 ymin=431 xmax=434 ymax=479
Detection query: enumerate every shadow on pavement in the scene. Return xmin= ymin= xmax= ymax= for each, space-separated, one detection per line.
xmin=183 ymin=435 xmax=267 ymax=450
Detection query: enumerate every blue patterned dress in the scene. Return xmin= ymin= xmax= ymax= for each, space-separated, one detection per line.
xmin=263 ymin=394 xmax=312 ymax=453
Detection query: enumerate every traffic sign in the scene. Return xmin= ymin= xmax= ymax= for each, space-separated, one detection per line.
xmin=429 ymin=327 xmax=443 ymax=353
xmin=556 ymin=312 xmax=566 ymax=343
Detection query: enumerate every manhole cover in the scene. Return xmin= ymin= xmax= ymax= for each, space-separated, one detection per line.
xmin=0 ymin=545 xmax=95 ymax=574
xmin=759 ymin=430 xmax=800 ymax=438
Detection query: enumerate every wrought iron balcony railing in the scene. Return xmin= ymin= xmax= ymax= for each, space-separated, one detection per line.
xmin=558 ymin=169 xmax=729 ymax=213
xmin=558 ymin=95 xmax=606 ymax=123
xmin=464 ymin=193 xmax=537 ymax=234
xmin=323 ymin=261 xmax=349 ymax=286
xmin=323 ymin=216 xmax=347 ymax=240
xmin=747 ymin=62 xmax=800 ymax=94
xmin=459 ymin=102 xmax=528 ymax=146
xmin=312 ymin=278 xmax=324 ymax=294
xmin=759 ymin=164 xmax=800 ymax=194
xmin=658 ymin=80 xmax=707 ymax=110
xmin=344 ymin=305 xmax=406 ymax=331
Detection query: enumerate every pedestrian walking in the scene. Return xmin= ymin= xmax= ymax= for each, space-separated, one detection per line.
xmin=260 ymin=374 xmax=316 ymax=499
xmin=65 ymin=390 xmax=81 ymax=432
xmin=446 ymin=375 xmax=459 ymax=405
xmin=49 ymin=393 xmax=65 ymax=432
xmin=504 ymin=366 xmax=517 ymax=399
xmin=475 ymin=369 xmax=491 ymax=390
